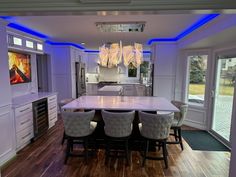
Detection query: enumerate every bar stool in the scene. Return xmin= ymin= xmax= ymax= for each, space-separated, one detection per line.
xmin=101 ymin=110 xmax=135 ymax=165
xmin=138 ymin=111 xmax=174 ymax=168
xmin=62 ymin=110 xmax=97 ymax=164
xmin=168 ymin=100 xmax=188 ymax=150
xmin=59 ymin=98 xmax=75 ymax=145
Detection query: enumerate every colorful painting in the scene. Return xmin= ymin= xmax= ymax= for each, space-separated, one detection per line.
xmin=8 ymin=51 xmax=31 ymax=84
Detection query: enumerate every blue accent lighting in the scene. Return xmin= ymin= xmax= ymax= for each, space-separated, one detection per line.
xmin=46 ymin=41 xmax=85 ymax=50
xmin=7 ymin=23 xmax=49 ymax=39
xmin=147 ymin=14 xmax=220 ymax=45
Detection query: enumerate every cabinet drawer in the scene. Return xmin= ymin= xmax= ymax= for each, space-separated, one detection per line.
xmin=15 ymin=104 xmax=32 ymax=117
xmin=48 ymin=112 xmax=57 ymax=129
xmin=16 ymin=126 xmax=34 ymax=148
xmin=15 ymin=112 xmax=33 ymax=132
xmin=48 ymin=102 xmax=57 ymax=115
xmin=49 ymin=112 xmax=57 ymax=123
xmin=48 ymin=95 xmax=57 ymax=104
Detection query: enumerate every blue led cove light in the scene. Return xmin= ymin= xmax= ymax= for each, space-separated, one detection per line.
xmin=147 ymin=14 xmax=220 ymax=45
xmin=7 ymin=23 xmax=49 ymax=39
xmin=46 ymin=41 xmax=85 ymax=50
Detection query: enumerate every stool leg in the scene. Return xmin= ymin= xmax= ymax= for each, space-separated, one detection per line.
xmin=61 ymin=131 xmax=65 ymax=145
xmin=84 ymin=138 xmax=88 ymax=165
xmin=162 ymin=140 xmax=168 ymax=169
xmin=142 ymin=140 xmax=149 ymax=167
xmin=174 ymin=128 xmax=178 ymax=142
xmin=105 ymin=139 xmax=110 ymax=165
xmin=178 ymin=128 xmax=184 ymax=150
xmin=65 ymin=138 xmax=71 ymax=164
xmin=125 ymin=139 xmax=130 ymax=165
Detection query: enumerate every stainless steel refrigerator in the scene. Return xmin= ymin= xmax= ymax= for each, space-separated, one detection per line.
xmin=75 ymin=62 xmax=86 ymax=97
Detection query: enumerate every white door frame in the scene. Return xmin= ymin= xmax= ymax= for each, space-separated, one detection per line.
xmin=208 ymin=48 xmax=236 ymax=147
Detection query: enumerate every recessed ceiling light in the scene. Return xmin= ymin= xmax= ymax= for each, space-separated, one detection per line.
xmin=81 ymin=42 xmax=85 ymax=45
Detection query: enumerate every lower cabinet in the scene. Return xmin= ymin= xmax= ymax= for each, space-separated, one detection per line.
xmin=14 ymin=103 xmax=34 ymax=150
xmin=0 ymin=105 xmax=16 ymax=166
xmin=47 ymin=95 xmax=58 ymax=128
xmin=13 ymin=94 xmax=58 ymax=151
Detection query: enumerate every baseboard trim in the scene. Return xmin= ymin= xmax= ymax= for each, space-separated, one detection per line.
xmin=183 ymin=120 xmax=206 ymax=130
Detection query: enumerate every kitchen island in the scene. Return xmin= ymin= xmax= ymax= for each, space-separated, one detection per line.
xmin=97 ymin=85 xmax=123 ymax=96
xmin=62 ymin=96 xmax=179 ymax=150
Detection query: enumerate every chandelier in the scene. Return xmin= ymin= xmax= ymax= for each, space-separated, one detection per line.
xmin=98 ymin=41 xmax=143 ymax=68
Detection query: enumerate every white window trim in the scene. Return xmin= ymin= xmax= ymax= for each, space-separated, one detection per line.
xmin=183 ymin=49 xmax=211 ymax=108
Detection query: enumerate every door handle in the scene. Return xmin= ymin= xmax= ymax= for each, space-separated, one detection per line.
xmin=211 ymin=90 xmax=215 ymax=98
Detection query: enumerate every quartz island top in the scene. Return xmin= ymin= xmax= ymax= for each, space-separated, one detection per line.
xmin=98 ymin=85 xmax=123 ymax=92
xmin=62 ymin=96 xmax=179 ymax=112
xmin=12 ymin=92 xmax=57 ymax=108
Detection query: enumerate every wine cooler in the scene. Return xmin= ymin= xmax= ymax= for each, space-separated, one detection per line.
xmin=32 ymin=98 xmax=49 ymax=138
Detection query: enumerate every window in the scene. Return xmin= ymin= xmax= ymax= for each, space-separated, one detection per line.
xmin=128 ymin=63 xmax=137 ymax=77
xmin=26 ymin=40 xmax=34 ymax=48
xmin=37 ymin=43 xmax=43 ymax=51
xmin=13 ymin=37 xmax=22 ymax=46
xmin=187 ymin=55 xmax=208 ymax=105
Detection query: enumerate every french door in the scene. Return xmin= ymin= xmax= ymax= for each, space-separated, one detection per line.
xmin=211 ymin=53 xmax=236 ymax=145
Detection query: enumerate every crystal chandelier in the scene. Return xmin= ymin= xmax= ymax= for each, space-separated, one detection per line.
xmin=98 ymin=41 xmax=143 ymax=68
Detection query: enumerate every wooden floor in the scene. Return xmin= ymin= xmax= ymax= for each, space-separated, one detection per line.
xmin=2 ymin=118 xmax=230 ymax=177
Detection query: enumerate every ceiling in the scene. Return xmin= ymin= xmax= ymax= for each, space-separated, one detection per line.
xmin=6 ymin=14 xmax=205 ymax=50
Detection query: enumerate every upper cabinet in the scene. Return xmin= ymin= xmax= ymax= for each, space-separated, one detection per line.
xmin=87 ymin=53 xmax=99 ymax=74
xmin=7 ymin=29 xmax=44 ymax=54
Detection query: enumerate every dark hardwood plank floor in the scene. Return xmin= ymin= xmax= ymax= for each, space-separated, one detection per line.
xmin=2 ymin=117 xmax=230 ymax=177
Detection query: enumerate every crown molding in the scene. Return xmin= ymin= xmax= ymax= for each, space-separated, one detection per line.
xmin=0 ymin=0 xmax=235 ymax=15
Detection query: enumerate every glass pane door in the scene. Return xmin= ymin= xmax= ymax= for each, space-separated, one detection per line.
xmin=212 ymin=57 xmax=236 ymax=142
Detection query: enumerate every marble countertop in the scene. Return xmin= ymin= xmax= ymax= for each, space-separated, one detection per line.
xmin=62 ymin=96 xmax=179 ymax=112
xmin=12 ymin=92 xmax=57 ymax=108
xmin=98 ymin=86 xmax=123 ymax=92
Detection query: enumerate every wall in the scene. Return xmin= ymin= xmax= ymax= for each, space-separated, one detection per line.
xmin=152 ymin=43 xmax=178 ymax=100
xmin=11 ymin=53 xmax=38 ymax=98
xmin=0 ymin=19 xmax=16 ymax=167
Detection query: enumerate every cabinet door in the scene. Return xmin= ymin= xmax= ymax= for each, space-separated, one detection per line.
xmin=0 ymin=106 xmax=16 ymax=166
xmin=123 ymin=85 xmax=134 ymax=96
xmin=87 ymin=54 xmax=98 ymax=73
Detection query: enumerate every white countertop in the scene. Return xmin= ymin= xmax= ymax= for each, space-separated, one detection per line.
xmin=98 ymin=85 xmax=123 ymax=92
xmin=62 ymin=96 xmax=179 ymax=112
xmin=12 ymin=92 xmax=57 ymax=108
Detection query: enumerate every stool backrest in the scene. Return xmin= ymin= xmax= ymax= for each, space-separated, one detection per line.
xmin=139 ymin=111 xmax=174 ymax=140
xmin=62 ymin=110 xmax=95 ymax=137
xmin=171 ymin=100 xmax=188 ymax=127
xmin=102 ymin=110 xmax=135 ymax=138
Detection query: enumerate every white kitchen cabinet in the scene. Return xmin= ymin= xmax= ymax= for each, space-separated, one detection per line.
xmin=87 ymin=54 xmax=99 ymax=73
xmin=14 ymin=103 xmax=34 ymax=150
xmin=0 ymin=20 xmax=16 ymax=166
xmin=86 ymin=83 xmax=98 ymax=95
xmin=47 ymin=95 xmax=58 ymax=128
xmin=12 ymin=93 xmax=58 ymax=151
xmin=123 ymin=85 xmax=135 ymax=96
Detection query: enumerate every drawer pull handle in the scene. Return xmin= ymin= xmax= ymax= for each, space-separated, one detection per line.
xmin=50 ymin=106 xmax=57 ymax=110
xmin=20 ymin=119 xmax=31 ymax=125
xmin=49 ymin=98 xmax=56 ymax=101
xmin=50 ymin=116 xmax=56 ymax=121
xmin=22 ymin=132 xmax=31 ymax=140
xmin=19 ymin=107 xmax=30 ymax=112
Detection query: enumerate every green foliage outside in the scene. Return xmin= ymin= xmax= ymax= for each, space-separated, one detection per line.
xmin=140 ymin=61 xmax=149 ymax=77
xmin=189 ymin=56 xmax=205 ymax=84
xmin=189 ymin=83 xmax=234 ymax=96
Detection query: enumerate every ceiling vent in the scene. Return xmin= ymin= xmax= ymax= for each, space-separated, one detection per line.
xmin=80 ymin=0 xmax=131 ymax=3
xmin=96 ymin=22 xmax=145 ymax=32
